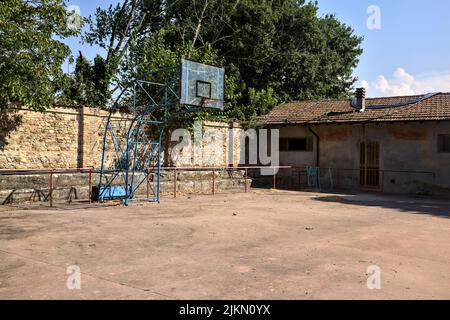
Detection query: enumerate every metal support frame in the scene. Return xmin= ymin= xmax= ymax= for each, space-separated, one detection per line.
xmin=98 ymin=62 xmax=213 ymax=205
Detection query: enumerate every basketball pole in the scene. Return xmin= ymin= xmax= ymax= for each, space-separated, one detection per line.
xmin=98 ymin=59 xmax=225 ymax=205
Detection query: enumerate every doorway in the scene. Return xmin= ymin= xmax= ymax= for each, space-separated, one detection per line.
xmin=360 ymin=141 xmax=380 ymax=189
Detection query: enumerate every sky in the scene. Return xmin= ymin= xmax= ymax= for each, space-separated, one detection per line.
xmin=65 ymin=0 xmax=450 ymax=97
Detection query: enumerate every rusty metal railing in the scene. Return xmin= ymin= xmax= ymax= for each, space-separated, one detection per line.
xmin=0 ymin=167 xmax=94 ymax=207
xmin=0 ymin=166 xmax=292 ymax=207
xmin=0 ymin=166 xmax=438 ymax=207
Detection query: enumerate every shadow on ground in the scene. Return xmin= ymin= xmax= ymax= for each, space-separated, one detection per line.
xmin=312 ymin=192 xmax=450 ymax=218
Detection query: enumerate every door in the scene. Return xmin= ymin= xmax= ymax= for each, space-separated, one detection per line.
xmin=360 ymin=141 xmax=380 ymax=189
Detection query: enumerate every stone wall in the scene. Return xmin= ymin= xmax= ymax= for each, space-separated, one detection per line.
xmin=0 ymin=106 xmax=244 ymax=170
xmin=165 ymin=121 xmax=245 ymax=167
xmin=0 ymin=106 xmax=128 ymax=169
xmin=1 ymin=106 xmax=79 ymax=168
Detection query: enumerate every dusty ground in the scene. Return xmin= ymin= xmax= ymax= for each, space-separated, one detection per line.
xmin=0 ymin=190 xmax=449 ymax=300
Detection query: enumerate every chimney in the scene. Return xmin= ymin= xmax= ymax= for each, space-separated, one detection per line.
xmin=355 ymin=88 xmax=366 ymax=112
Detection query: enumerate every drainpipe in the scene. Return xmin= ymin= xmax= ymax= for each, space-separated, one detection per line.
xmin=308 ymin=126 xmax=320 ymax=167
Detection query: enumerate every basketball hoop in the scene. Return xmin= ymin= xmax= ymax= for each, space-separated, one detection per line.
xmin=180 ymin=59 xmax=225 ymax=110
xmin=200 ymin=97 xmax=224 ymax=109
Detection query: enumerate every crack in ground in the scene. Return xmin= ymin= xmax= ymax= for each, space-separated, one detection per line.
xmin=0 ymin=248 xmax=176 ymax=299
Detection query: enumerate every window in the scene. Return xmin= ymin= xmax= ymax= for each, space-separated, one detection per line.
xmin=438 ymin=134 xmax=450 ymax=153
xmin=280 ymin=137 xmax=313 ymax=151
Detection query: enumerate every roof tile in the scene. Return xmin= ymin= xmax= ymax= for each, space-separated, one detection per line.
xmin=263 ymin=93 xmax=450 ymax=124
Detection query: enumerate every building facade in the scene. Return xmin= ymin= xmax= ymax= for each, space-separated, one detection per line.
xmin=264 ymin=92 xmax=450 ymax=196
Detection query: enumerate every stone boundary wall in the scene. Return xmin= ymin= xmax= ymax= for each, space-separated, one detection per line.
xmin=0 ymin=105 xmax=245 ymax=170
xmin=0 ymin=105 xmax=128 ymax=169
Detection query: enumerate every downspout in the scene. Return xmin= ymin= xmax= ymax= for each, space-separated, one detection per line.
xmin=308 ymin=126 xmax=320 ymax=167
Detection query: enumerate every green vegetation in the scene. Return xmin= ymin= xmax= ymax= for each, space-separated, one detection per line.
xmin=1 ymin=0 xmax=363 ymax=125
xmin=0 ymin=0 xmax=80 ymax=111
xmin=60 ymin=52 xmax=109 ymax=106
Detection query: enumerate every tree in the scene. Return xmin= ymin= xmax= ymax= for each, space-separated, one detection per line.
xmin=246 ymin=87 xmax=278 ymax=122
xmin=83 ymin=0 xmax=166 ymax=95
xmin=0 ymin=0 xmax=80 ymax=111
xmin=84 ymin=0 xmax=363 ymax=123
xmin=60 ymin=52 xmax=109 ymax=105
xmin=163 ymin=0 xmax=363 ymax=101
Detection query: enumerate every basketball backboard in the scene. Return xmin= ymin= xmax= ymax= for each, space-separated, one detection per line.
xmin=180 ymin=59 xmax=225 ymax=110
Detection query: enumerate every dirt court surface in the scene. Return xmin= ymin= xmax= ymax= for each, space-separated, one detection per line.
xmin=0 ymin=190 xmax=449 ymax=300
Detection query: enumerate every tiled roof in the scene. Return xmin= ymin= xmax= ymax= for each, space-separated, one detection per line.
xmin=263 ymin=92 xmax=450 ymax=125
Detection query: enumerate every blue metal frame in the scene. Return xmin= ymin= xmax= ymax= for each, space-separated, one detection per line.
xmin=98 ymin=61 xmax=216 ymax=205
xmin=98 ymin=85 xmax=134 ymax=201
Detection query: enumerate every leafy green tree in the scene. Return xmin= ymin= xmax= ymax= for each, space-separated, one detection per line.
xmin=83 ymin=0 xmax=166 ymax=96
xmin=163 ymin=0 xmax=362 ymax=102
xmin=84 ymin=0 xmax=363 ymax=123
xmin=61 ymin=52 xmax=109 ymax=105
xmin=247 ymin=87 xmax=278 ymax=119
xmin=0 ymin=0 xmax=81 ymax=111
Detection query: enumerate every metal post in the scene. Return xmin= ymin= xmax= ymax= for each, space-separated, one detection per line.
xmin=49 ymin=170 xmax=54 ymax=207
xmin=146 ymin=168 xmax=150 ymax=200
xmin=336 ymin=168 xmax=340 ymax=190
xmin=88 ymin=169 xmax=92 ymax=204
xmin=244 ymin=168 xmax=248 ymax=193
xmin=173 ymin=168 xmax=177 ymax=198
xmin=156 ymin=131 xmax=162 ymax=203
xmin=212 ymin=167 xmax=215 ymax=195
xmin=273 ymin=168 xmax=276 ymax=190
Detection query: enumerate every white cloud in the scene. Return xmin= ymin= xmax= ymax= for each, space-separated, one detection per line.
xmin=391 ymin=83 xmax=415 ymax=96
xmin=360 ymin=68 xmax=450 ymax=97
xmin=393 ymin=68 xmax=414 ymax=85
xmin=374 ymin=75 xmax=390 ymax=93
xmin=361 ymin=80 xmax=369 ymax=90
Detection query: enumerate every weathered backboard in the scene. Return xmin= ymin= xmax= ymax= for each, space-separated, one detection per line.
xmin=180 ymin=59 xmax=225 ymax=110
